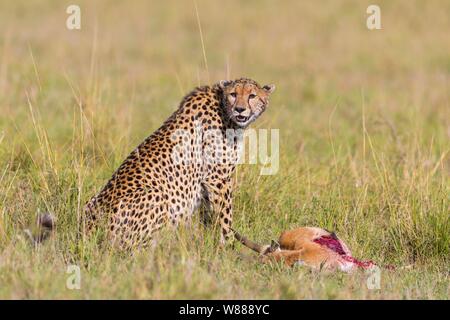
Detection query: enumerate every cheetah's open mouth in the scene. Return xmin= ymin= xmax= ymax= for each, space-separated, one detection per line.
xmin=235 ymin=115 xmax=249 ymax=123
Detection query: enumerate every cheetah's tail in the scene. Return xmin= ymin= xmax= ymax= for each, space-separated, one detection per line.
xmin=24 ymin=212 xmax=55 ymax=246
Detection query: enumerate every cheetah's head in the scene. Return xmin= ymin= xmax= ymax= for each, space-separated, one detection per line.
xmin=219 ymin=78 xmax=275 ymax=128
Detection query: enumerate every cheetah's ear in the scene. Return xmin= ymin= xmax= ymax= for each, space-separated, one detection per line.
xmin=219 ymin=80 xmax=232 ymax=89
xmin=262 ymin=84 xmax=276 ymax=94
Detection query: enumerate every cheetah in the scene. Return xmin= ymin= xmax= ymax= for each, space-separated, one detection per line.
xmin=83 ymin=78 xmax=275 ymax=249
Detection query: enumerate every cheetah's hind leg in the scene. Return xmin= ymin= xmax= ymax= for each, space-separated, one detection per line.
xmin=107 ymin=189 xmax=169 ymax=250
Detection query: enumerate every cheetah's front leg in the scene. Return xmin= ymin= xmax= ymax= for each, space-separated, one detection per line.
xmin=204 ymin=179 xmax=234 ymax=245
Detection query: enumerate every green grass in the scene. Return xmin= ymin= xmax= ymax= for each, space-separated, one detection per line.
xmin=0 ymin=0 xmax=449 ymax=299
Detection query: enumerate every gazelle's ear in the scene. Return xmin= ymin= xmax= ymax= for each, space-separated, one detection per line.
xmin=219 ymin=80 xmax=232 ymax=89
xmin=262 ymin=84 xmax=276 ymax=94
xmin=270 ymin=240 xmax=280 ymax=251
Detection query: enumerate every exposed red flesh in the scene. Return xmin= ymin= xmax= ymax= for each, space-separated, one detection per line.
xmin=313 ymin=235 xmax=377 ymax=269
xmin=313 ymin=235 xmax=347 ymax=256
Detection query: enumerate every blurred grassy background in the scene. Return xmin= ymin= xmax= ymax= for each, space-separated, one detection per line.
xmin=0 ymin=0 xmax=448 ymax=299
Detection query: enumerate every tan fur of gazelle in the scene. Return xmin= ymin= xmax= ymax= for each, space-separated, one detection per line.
xmin=233 ymin=227 xmax=358 ymax=272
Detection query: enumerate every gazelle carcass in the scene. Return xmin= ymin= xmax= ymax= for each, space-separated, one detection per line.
xmin=233 ymin=227 xmax=381 ymax=273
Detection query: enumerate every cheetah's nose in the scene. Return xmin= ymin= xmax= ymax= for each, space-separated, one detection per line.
xmin=235 ymin=106 xmax=246 ymax=114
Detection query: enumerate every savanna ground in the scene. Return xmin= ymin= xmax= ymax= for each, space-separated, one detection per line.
xmin=0 ymin=0 xmax=449 ymax=299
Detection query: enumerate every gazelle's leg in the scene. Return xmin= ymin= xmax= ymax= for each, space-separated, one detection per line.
xmin=263 ymin=250 xmax=306 ymax=267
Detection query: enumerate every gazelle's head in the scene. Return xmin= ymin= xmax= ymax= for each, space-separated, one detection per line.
xmin=232 ymin=229 xmax=279 ymax=255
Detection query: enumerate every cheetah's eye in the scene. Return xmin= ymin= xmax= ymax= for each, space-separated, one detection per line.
xmin=229 ymin=92 xmax=237 ymax=98
xmin=249 ymin=94 xmax=256 ymax=99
